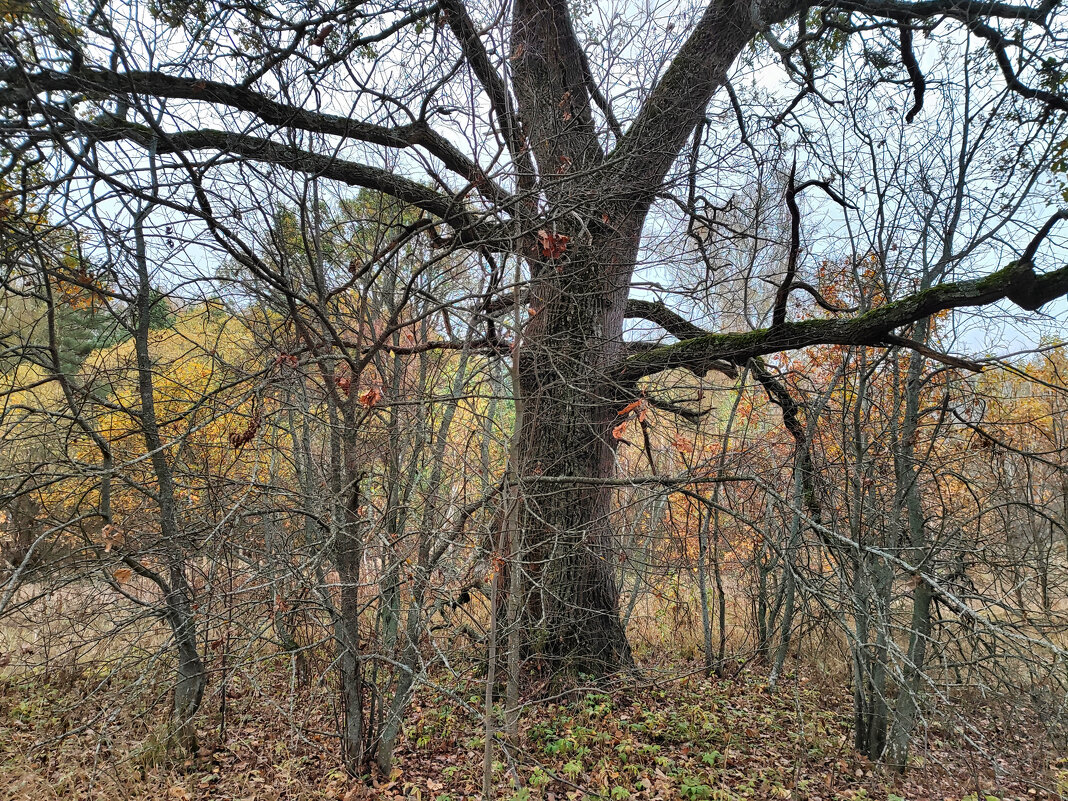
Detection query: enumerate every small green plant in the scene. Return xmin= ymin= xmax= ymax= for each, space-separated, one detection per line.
xmin=610 ymin=786 xmax=630 ymax=800
xmin=545 ymin=736 xmax=572 ymax=755
xmin=562 ymin=759 xmax=583 ymax=779
xmin=700 ymin=750 xmax=722 ymax=767
xmin=528 ymin=768 xmax=550 ymax=788
xmin=678 ymin=775 xmax=712 ymax=800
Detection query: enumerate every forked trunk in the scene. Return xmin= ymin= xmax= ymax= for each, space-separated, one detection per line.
xmin=505 ymin=0 xmax=765 ymax=676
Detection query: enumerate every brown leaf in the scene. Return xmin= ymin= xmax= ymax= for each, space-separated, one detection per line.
xmin=536 ymin=229 xmax=570 ymax=259
xmin=311 ymin=23 xmax=335 ymax=46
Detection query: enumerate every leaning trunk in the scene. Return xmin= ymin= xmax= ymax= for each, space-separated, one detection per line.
xmin=167 ymin=564 xmax=206 ymax=752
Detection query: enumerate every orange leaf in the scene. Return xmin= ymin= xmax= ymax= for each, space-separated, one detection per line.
xmin=617 ymin=399 xmax=642 ymax=416
xmin=612 ymin=421 xmax=628 ymax=440
xmin=358 ymin=388 xmax=382 ymax=408
xmin=672 ymin=434 xmax=693 ymax=454
xmin=113 ymin=567 xmax=133 ymax=584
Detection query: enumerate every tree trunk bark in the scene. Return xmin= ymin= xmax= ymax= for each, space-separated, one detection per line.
xmin=133 ymin=214 xmax=205 ymax=753
xmin=514 ymin=230 xmax=641 ymax=674
xmin=168 ymin=563 xmax=206 ymax=753
xmin=335 ymin=522 xmax=366 ymax=773
xmin=697 ymin=508 xmax=715 ymax=677
xmin=886 ymin=335 xmax=933 ymax=773
xmin=336 ymin=445 xmax=367 ymax=775
xmin=504 ymin=0 xmax=780 ymax=677
xmin=852 ymin=553 xmax=891 ymax=760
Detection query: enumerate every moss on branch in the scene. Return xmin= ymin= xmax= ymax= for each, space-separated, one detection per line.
xmin=619 ymin=259 xmax=1068 ymax=381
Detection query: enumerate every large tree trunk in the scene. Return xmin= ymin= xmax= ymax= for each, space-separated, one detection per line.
xmin=514 ymin=229 xmax=641 ymax=673
xmin=503 ymin=0 xmax=771 ymax=675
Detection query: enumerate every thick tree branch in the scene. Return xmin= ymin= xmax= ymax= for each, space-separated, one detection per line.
xmin=438 ymin=0 xmax=536 ymax=192
xmin=829 ymin=0 xmax=1057 ymax=23
xmin=0 ymin=65 xmax=512 ymax=207
xmin=608 ymin=0 xmax=770 ymax=199
xmin=898 ymin=23 xmax=926 ymax=123
xmin=618 ymin=257 xmax=1068 ymax=381
xmin=510 ymin=0 xmax=605 ymax=184
xmin=609 ymin=0 xmax=1060 ymax=204
xmin=623 ymin=298 xmax=737 ymax=377
xmin=625 ymin=298 xmax=707 ymax=340
xmin=18 ymin=108 xmax=508 ymax=249
xmin=772 ymin=159 xmax=801 ymax=329
xmin=966 ymin=19 xmax=1068 ymax=114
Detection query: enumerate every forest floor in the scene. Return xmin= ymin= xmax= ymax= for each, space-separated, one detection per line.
xmin=0 ymin=655 xmax=1063 ymax=801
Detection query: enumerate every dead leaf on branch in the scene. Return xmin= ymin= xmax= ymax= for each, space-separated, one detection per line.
xmin=536 ymin=229 xmax=570 ymax=259
xmin=229 ymin=413 xmax=261 ymax=450
xmin=311 ymin=23 xmax=335 ymax=47
xmin=358 ymin=387 xmax=382 ymax=408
